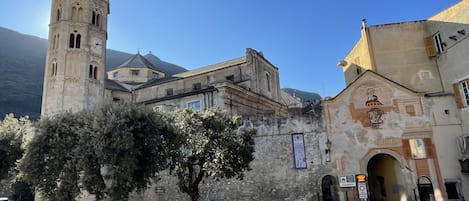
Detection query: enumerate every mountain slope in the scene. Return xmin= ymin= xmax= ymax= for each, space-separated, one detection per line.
xmin=282 ymin=88 xmax=321 ymax=105
xmin=0 ymin=27 xmax=187 ymax=120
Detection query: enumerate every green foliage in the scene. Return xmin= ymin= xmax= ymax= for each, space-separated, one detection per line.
xmin=20 ymin=111 xmax=83 ymax=201
xmin=170 ymin=108 xmax=256 ymax=201
xmin=20 ymin=102 xmax=176 ymax=201
xmin=10 ymin=180 xmax=34 ymax=201
xmin=0 ymin=114 xmax=32 ymax=180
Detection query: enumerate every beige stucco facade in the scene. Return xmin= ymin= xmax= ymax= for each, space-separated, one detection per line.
xmin=333 ymin=1 xmax=469 ymax=200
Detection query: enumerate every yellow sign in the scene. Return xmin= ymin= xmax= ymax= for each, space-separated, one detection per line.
xmin=356 ymin=174 xmax=367 ymax=183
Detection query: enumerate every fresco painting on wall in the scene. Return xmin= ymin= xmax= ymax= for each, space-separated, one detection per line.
xmin=365 ymin=88 xmax=384 ymax=129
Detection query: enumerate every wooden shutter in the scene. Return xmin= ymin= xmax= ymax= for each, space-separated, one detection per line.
xmin=424 ymin=138 xmax=434 ymax=158
xmin=402 ymin=139 xmax=411 ymax=159
xmin=453 ymin=83 xmax=464 ymax=108
xmin=424 ymin=36 xmax=437 ymax=57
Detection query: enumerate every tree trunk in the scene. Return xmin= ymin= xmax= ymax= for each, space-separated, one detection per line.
xmin=189 ymin=189 xmax=199 ymax=201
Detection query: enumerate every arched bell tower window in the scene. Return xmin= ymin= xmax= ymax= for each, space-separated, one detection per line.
xmin=51 ymin=62 xmax=58 ymax=77
xmin=89 ymin=65 xmax=93 ymax=79
xmin=92 ymin=10 xmax=101 ymax=27
xmin=76 ymin=34 xmax=81 ymax=48
xmin=56 ymin=8 xmax=61 ymax=22
xmin=92 ymin=11 xmax=96 ymax=25
xmin=69 ymin=31 xmax=81 ymax=49
xmin=94 ymin=66 xmax=98 ymax=79
xmin=89 ymin=64 xmax=98 ymax=80
xmin=69 ymin=34 xmax=75 ymax=48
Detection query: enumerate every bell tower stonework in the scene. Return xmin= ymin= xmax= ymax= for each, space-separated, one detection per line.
xmin=41 ymin=0 xmax=109 ymax=116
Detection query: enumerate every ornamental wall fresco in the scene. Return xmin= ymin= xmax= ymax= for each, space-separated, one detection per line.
xmin=324 ymin=72 xmax=432 ymax=173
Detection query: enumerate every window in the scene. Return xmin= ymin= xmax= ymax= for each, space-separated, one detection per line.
xmin=356 ymin=67 xmax=362 ymax=75
xmin=69 ymin=32 xmax=81 ymax=48
xmin=113 ymin=72 xmax=120 ymax=79
xmin=445 ymin=181 xmax=461 ymax=199
xmin=460 ymin=80 xmax=469 ymax=107
xmin=56 ymin=9 xmax=61 ymax=22
xmin=265 ymin=73 xmax=271 ymax=92
xmin=193 ymin=83 xmax=202 ymax=91
xmin=93 ymin=66 xmax=98 ymax=79
xmin=92 ymin=11 xmax=96 ymax=25
xmin=131 ymin=70 xmax=140 ymax=76
xmin=187 ymin=100 xmax=201 ymax=111
xmin=92 ymin=10 xmax=101 ymax=27
xmin=226 ymin=75 xmax=234 ymax=82
xmin=51 ymin=62 xmax=58 ymax=77
xmin=69 ymin=34 xmax=75 ymax=48
xmin=433 ymin=33 xmax=445 ymax=54
xmin=89 ymin=65 xmax=93 ymax=79
xmin=409 ymin=139 xmax=427 ymax=159
xmin=152 ymin=72 xmax=159 ymax=79
xmin=454 ymin=79 xmax=469 ymax=108
xmin=166 ymin=88 xmax=173 ymax=96
xmin=76 ymin=34 xmax=81 ymax=48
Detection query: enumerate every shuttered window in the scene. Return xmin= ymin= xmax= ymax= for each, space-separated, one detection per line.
xmin=424 ymin=36 xmax=436 ymax=57
xmin=453 ymin=79 xmax=469 ymax=108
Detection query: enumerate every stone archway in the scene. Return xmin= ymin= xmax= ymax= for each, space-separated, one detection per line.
xmin=367 ymin=154 xmax=407 ymax=201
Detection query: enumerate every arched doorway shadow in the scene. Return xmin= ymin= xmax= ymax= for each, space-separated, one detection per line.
xmin=321 ymin=175 xmax=339 ymax=201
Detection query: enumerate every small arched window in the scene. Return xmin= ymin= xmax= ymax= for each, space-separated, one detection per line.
xmin=69 ymin=33 xmax=81 ymax=48
xmin=51 ymin=62 xmax=58 ymax=77
xmin=96 ymin=14 xmax=100 ymax=27
xmin=56 ymin=9 xmax=61 ymax=22
xmin=92 ymin=11 xmax=96 ymax=25
xmin=55 ymin=35 xmax=59 ymax=49
xmin=94 ymin=67 xmax=98 ymax=79
xmin=265 ymin=73 xmax=271 ymax=92
xmin=89 ymin=65 xmax=93 ymax=79
xmin=69 ymin=34 xmax=75 ymax=48
xmin=51 ymin=63 xmax=55 ymax=77
xmin=75 ymin=34 xmax=81 ymax=48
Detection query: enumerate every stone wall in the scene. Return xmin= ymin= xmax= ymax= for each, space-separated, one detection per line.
xmin=131 ymin=107 xmax=327 ymax=201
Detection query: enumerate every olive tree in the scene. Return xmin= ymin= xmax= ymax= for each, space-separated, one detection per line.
xmin=0 ymin=114 xmax=32 ymax=180
xmin=169 ymin=109 xmax=256 ymax=201
xmin=20 ymin=102 xmax=177 ymax=201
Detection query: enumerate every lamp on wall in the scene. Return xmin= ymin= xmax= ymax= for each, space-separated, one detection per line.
xmin=325 ymin=139 xmax=332 ymax=163
xmin=325 ymin=139 xmax=332 ymax=154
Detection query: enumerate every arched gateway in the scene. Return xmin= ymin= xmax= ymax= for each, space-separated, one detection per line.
xmin=359 ymin=149 xmax=413 ymax=201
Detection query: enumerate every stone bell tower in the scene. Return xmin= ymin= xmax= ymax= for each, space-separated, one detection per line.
xmin=41 ymin=0 xmax=109 ymax=116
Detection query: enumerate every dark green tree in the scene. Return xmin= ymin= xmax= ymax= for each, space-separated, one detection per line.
xmin=20 ymin=102 xmax=177 ymax=201
xmin=169 ymin=109 xmax=256 ymax=201
xmin=20 ymin=111 xmax=83 ymax=201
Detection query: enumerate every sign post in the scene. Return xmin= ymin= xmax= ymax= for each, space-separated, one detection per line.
xmin=356 ymin=174 xmax=368 ymax=201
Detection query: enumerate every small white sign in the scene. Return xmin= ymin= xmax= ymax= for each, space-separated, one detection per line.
xmin=358 ymin=183 xmax=368 ymax=199
xmin=338 ymin=175 xmax=356 ymax=187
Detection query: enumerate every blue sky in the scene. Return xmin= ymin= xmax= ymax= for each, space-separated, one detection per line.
xmin=0 ymin=0 xmax=461 ymax=97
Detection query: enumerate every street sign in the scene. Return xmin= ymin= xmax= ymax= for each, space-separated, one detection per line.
xmin=338 ymin=175 xmax=356 ymax=187
xmin=357 ymin=183 xmax=368 ymax=199
xmin=356 ymin=174 xmax=367 ymax=183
